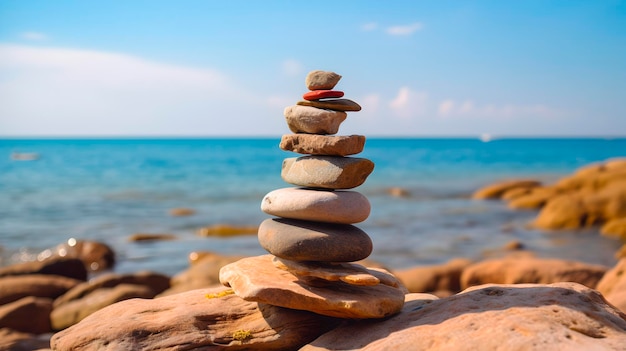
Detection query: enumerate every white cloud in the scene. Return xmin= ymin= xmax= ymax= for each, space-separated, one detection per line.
xmin=436 ymin=98 xmax=563 ymax=119
xmin=282 ymin=59 xmax=303 ymax=77
xmin=20 ymin=31 xmax=48 ymax=41
xmin=389 ymin=87 xmax=428 ymax=119
xmin=361 ymin=22 xmax=378 ymax=31
xmin=386 ymin=22 xmax=424 ymax=36
xmin=0 ymin=44 xmax=285 ymax=136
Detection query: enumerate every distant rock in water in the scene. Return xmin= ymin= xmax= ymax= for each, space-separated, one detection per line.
xmin=474 ymin=157 xmax=626 ymax=235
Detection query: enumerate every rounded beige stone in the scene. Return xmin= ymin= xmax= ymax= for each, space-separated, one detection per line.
xmin=281 ymin=156 xmax=375 ymax=189
xmin=284 ymin=105 xmax=347 ymax=135
xmin=261 ymin=188 xmax=370 ymax=224
xmin=305 ymin=70 xmax=342 ymax=90
xmin=279 ymin=134 xmax=366 ymax=156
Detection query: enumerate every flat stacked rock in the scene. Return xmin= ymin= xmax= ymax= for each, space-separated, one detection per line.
xmin=220 ymin=70 xmax=406 ymax=319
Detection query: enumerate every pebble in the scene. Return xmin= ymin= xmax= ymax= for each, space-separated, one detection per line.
xmin=303 ymin=90 xmax=344 ymax=100
xmin=280 ymin=134 xmax=366 ymax=156
xmin=281 ymin=156 xmax=374 ymax=189
xmin=257 ymin=218 xmax=373 ymax=262
xmin=219 ymin=255 xmax=405 ymax=319
xmin=261 ymin=187 xmax=370 ymax=224
xmin=297 ymin=99 xmax=362 ymax=112
xmin=284 ymin=105 xmax=347 ymax=135
xmin=305 ymin=70 xmax=342 ymax=90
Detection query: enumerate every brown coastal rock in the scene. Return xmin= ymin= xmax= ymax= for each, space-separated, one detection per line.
xmin=393 ymin=258 xmax=472 ymax=296
xmin=272 ymin=257 xmax=404 ymax=287
xmin=472 ymin=179 xmax=541 ymax=199
xmin=597 ymin=259 xmax=626 ymax=312
xmin=219 ymin=255 xmax=405 ymax=319
xmin=301 ymin=282 xmax=626 ymax=351
xmin=460 ymin=256 xmax=607 ymax=289
xmin=284 ymin=105 xmax=347 ymax=135
xmin=0 ymin=256 xmax=87 ymax=281
xmin=128 ymin=233 xmax=177 ymax=241
xmin=0 ymin=274 xmax=81 ymax=305
xmin=50 ymin=239 xmax=116 ymax=272
xmin=261 ymin=187 xmax=371 ymax=224
xmin=279 ymin=134 xmax=366 ymax=156
xmin=53 ymin=271 xmax=170 ymax=308
xmin=507 ymin=186 xmax=560 ymax=209
xmin=257 ymin=218 xmax=373 ymax=262
xmin=168 ymin=207 xmax=195 ymax=216
xmin=281 ymin=156 xmax=374 ymax=190
xmin=602 ymin=218 xmax=626 ymax=240
xmin=305 ymin=70 xmax=342 ymax=90
xmin=0 ymin=328 xmax=52 ymax=351
xmin=51 ymin=286 xmax=340 ymax=351
xmin=51 ymin=283 xmax=156 ymax=330
xmin=297 ymin=99 xmax=362 ymax=112
xmin=0 ymin=297 xmax=53 ymax=334
xmin=160 ymin=252 xmax=243 ymax=296
xmin=197 ymin=224 xmax=258 ymax=237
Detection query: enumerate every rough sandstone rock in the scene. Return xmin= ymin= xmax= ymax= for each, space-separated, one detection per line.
xmin=51 ymin=284 xmax=156 ymax=330
xmin=127 ymin=233 xmax=177 ymax=241
xmin=297 ymin=99 xmax=362 ymax=112
xmin=301 ymin=282 xmax=626 ymax=351
xmin=0 ymin=274 xmax=81 ymax=305
xmin=261 ymin=187 xmax=371 ymax=224
xmin=51 ymin=286 xmax=340 ymax=351
xmin=219 ymin=255 xmax=405 ymax=319
xmin=303 ymin=89 xmax=344 ymax=100
xmin=460 ymin=256 xmax=607 ymax=290
xmin=284 ymin=105 xmax=347 ymax=135
xmin=272 ymin=256 xmax=404 ymax=287
xmin=0 ymin=256 xmax=87 ymax=281
xmin=597 ymin=258 xmax=626 ymax=312
xmin=533 ymin=182 xmax=626 ymax=230
xmin=168 ymin=207 xmax=195 ymax=216
xmin=196 ymin=224 xmax=259 ymax=237
xmin=472 ymin=179 xmax=541 ymax=199
xmin=602 ymin=218 xmax=626 ymax=240
xmin=281 ymin=156 xmax=374 ymax=190
xmin=0 ymin=328 xmax=52 ymax=351
xmin=53 ymin=271 xmax=170 ymax=308
xmin=0 ymin=297 xmax=53 ymax=334
xmin=305 ymin=70 xmax=342 ymax=90
xmin=257 ymin=218 xmax=373 ymax=262
xmin=393 ymin=258 xmax=472 ymax=295
xmin=507 ymin=186 xmax=561 ymax=209
xmin=49 ymin=239 xmax=116 ymax=272
xmin=160 ymin=252 xmax=243 ymax=296
xmin=279 ymin=134 xmax=366 ymax=156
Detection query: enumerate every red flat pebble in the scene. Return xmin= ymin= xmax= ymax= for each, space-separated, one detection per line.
xmin=303 ymin=90 xmax=344 ymax=101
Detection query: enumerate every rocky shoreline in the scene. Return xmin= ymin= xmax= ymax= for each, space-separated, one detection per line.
xmin=1 ymin=70 xmax=626 ymax=349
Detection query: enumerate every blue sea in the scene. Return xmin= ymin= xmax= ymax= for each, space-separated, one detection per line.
xmin=1 ymin=138 xmax=625 ymax=276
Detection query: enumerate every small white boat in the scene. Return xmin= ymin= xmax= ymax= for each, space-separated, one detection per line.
xmin=10 ymin=152 xmax=40 ymax=161
xmin=480 ymin=133 xmax=492 ymax=142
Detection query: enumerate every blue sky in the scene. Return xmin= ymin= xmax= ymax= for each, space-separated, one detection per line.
xmin=0 ymin=0 xmax=625 ymax=137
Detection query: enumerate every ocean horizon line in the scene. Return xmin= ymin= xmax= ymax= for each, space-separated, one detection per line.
xmin=1 ymin=135 xmax=626 ymax=141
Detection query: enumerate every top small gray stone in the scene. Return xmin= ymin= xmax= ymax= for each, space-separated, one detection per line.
xmin=306 ymin=71 xmax=342 ymax=90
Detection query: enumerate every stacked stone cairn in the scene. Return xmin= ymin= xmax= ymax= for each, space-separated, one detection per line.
xmin=219 ymin=70 xmax=406 ymax=319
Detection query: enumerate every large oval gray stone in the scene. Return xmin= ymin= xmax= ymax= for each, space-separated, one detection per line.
xmin=261 ymin=188 xmax=370 ymax=224
xmin=257 ymin=218 xmax=373 ymax=262
xmin=281 ymin=156 xmax=374 ymax=189
xmin=284 ymin=105 xmax=347 ymax=135
xmin=279 ymin=134 xmax=366 ymax=156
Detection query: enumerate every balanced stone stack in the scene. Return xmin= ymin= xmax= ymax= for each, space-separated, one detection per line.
xmin=219 ymin=70 xmax=406 ymax=319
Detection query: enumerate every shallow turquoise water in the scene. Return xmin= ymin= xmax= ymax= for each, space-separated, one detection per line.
xmin=1 ymin=137 xmax=624 ymax=276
